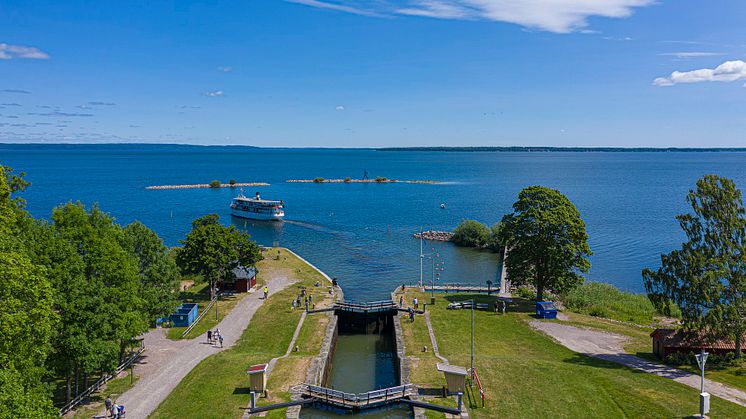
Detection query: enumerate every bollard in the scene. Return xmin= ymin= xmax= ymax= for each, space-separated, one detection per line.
xmin=457 ymin=392 xmax=463 ymax=411
xmin=250 ymin=391 xmax=257 ymax=409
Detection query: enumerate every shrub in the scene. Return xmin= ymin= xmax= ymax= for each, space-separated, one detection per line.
xmin=560 ymin=281 xmax=680 ymax=325
xmin=452 ymin=219 xmax=491 ymax=248
xmin=665 ymin=351 xmax=739 ymax=367
xmin=313 ymin=177 xmax=325 ymax=183
xmin=209 ymin=180 xmax=221 ymax=188
xmin=344 ymin=177 xmax=351 ymax=183
xmin=487 ymin=222 xmax=504 ymax=252
xmin=375 ymin=176 xmax=388 ymax=183
xmin=229 ymin=179 xmax=236 ymax=186
xmin=514 ymin=287 xmax=535 ymax=300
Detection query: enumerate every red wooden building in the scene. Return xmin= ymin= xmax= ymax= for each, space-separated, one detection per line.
xmin=217 ymin=265 xmax=257 ymax=293
xmin=651 ymin=328 xmax=746 ymax=359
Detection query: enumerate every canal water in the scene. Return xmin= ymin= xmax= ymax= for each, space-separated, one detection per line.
xmin=299 ymin=319 xmax=412 ymax=418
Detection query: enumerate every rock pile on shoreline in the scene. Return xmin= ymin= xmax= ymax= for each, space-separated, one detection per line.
xmin=145 ymin=182 xmax=270 ymax=190
xmin=413 ymin=230 xmax=454 ymax=242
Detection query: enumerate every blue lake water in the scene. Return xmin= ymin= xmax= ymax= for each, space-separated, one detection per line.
xmin=3 ymin=144 xmax=746 ymax=300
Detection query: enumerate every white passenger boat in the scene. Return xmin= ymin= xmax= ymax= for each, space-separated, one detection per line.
xmin=230 ymin=191 xmax=284 ymax=221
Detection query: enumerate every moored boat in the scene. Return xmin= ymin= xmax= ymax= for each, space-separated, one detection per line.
xmin=230 ymin=191 xmax=284 ymax=221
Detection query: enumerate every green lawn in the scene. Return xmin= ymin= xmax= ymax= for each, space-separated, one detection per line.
xmin=150 ymin=248 xmax=333 ymax=419
xmin=70 ymin=371 xmax=140 ymax=419
xmin=400 ymin=289 xmax=746 ymax=418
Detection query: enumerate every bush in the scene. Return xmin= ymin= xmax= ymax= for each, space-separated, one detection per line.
xmin=665 ymin=351 xmax=739 ymax=367
xmin=374 ymin=176 xmax=388 ymax=183
xmin=229 ymin=179 xmax=236 ymax=186
xmin=560 ymin=281 xmax=680 ymax=325
xmin=452 ymin=219 xmax=491 ymax=248
xmin=209 ymin=180 xmax=221 ymax=188
xmin=313 ymin=177 xmax=325 ymax=183
xmin=514 ymin=287 xmax=535 ymax=300
xmin=344 ymin=177 xmax=351 ymax=183
xmin=487 ymin=222 xmax=504 ymax=252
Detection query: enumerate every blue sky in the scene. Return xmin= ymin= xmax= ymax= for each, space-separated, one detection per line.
xmin=1 ymin=0 xmax=745 ymax=147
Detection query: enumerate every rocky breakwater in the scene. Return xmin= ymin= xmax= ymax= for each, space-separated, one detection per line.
xmin=413 ymin=230 xmax=454 ymax=242
xmin=145 ymin=182 xmax=269 ymax=190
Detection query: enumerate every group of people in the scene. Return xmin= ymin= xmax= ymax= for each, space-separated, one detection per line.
xmin=291 ymin=287 xmax=314 ymax=312
xmin=104 ymin=397 xmax=125 ymax=418
xmin=206 ymin=328 xmax=224 ymax=348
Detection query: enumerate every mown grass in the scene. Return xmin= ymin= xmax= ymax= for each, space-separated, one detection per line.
xmin=560 ymin=281 xmax=680 ymax=325
xmin=400 ymin=289 xmax=746 ymax=418
xmin=70 ymin=371 xmax=139 ymax=419
xmin=150 ymin=248 xmax=333 ymax=419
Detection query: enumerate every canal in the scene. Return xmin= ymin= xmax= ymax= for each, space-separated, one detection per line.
xmin=299 ymin=311 xmax=413 ymax=418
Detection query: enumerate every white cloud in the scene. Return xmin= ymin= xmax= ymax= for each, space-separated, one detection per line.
xmin=0 ymin=43 xmax=50 ymax=59
xmin=217 ymin=66 xmax=233 ymax=72
xmin=286 ymin=0 xmax=654 ymax=33
xmin=335 ymin=105 xmax=345 ymax=111
xmin=659 ymin=52 xmax=725 ymax=59
xmin=653 ymin=60 xmax=746 ymax=87
xmin=204 ymin=90 xmax=225 ymax=97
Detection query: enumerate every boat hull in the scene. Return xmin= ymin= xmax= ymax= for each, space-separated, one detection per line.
xmin=231 ymin=207 xmax=284 ymax=221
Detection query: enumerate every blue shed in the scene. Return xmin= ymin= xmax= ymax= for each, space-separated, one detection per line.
xmin=170 ymin=303 xmax=199 ymax=327
xmin=535 ymin=301 xmax=558 ymax=319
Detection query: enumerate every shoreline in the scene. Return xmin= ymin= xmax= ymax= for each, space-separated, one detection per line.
xmin=145 ymin=182 xmax=270 ymax=190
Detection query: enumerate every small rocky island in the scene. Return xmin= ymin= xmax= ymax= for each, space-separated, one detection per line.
xmin=413 ymin=230 xmax=454 ymax=242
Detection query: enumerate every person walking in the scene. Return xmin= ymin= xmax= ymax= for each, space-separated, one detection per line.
xmin=291 ymin=299 xmax=296 ymax=312
xmin=105 ymin=396 xmax=113 ymax=416
xmin=263 ymin=286 xmax=269 ymax=299
xmin=413 ymin=297 xmax=418 ymax=309
xmin=207 ymin=330 xmax=212 ymax=344
xmin=399 ymin=295 xmax=403 ymax=307
xmin=219 ymin=334 xmax=224 ymax=348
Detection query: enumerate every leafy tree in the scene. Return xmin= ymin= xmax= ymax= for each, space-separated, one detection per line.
xmin=487 ymin=222 xmax=504 ymax=252
xmin=177 ymin=214 xmax=263 ymax=297
xmin=123 ymin=221 xmax=181 ymax=321
xmin=643 ymin=175 xmax=746 ymax=357
xmin=499 ymin=186 xmax=592 ymax=301
xmin=452 ymin=219 xmax=491 ymax=247
xmin=0 ymin=165 xmax=56 ymax=418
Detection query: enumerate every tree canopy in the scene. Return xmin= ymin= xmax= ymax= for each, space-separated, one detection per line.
xmin=452 ymin=219 xmax=491 ymax=248
xmin=498 ymin=185 xmax=592 ymax=301
xmin=176 ymin=214 xmax=262 ymax=296
xmin=643 ymin=174 xmax=746 ymax=357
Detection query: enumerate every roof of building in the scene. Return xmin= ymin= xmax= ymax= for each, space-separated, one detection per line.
xmin=231 ymin=265 xmax=257 ymax=280
xmin=650 ymin=328 xmax=744 ymax=351
xmin=437 ymin=363 xmax=468 ymax=376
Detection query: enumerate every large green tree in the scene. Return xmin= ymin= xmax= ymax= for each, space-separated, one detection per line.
xmin=176 ymin=214 xmax=262 ymax=297
xmin=123 ymin=221 xmax=181 ymax=321
xmin=499 ymin=186 xmax=592 ymax=301
xmin=0 ymin=165 xmax=57 ymax=418
xmin=643 ymin=174 xmax=746 ymax=357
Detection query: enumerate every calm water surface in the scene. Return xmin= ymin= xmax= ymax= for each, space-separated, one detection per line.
xmin=4 ymin=144 xmax=746 ymax=299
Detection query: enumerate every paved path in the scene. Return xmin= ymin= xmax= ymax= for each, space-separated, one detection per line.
xmin=531 ymin=321 xmax=746 ymax=407
xmin=424 ymin=311 xmax=449 ymax=364
xmin=108 ymin=276 xmax=293 ymax=418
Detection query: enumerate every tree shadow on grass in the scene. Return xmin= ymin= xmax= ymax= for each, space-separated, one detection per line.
xmin=442 ymin=294 xmax=535 ymax=314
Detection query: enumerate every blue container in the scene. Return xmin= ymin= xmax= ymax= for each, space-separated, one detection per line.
xmin=169 ymin=303 xmax=199 ymax=327
xmin=535 ymin=301 xmax=558 ymax=319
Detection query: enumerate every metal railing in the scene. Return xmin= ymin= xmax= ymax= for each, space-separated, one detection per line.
xmin=58 ymin=344 xmax=145 ymax=416
xmin=302 ymin=383 xmax=414 ymax=408
xmin=334 ymin=300 xmax=398 ymax=313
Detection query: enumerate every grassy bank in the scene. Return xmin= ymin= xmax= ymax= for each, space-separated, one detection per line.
xmin=165 ymin=281 xmax=261 ymax=340
xmin=68 ymin=372 xmax=139 ymax=419
xmin=399 ymin=289 xmax=746 ymax=418
xmin=150 ymin=248 xmax=334 ymax=419
xmin=560 ymin=281 xmax=680 ymax=325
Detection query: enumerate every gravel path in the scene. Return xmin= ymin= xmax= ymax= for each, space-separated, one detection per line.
xmin=108 ymin=276 xmax=293 ymax=418
xmin=530 ymin=321 xmax=746 ymax=407
xmin=424 ymin=311 xmax=449 ymax=365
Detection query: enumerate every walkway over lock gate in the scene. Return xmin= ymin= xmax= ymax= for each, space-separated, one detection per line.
xmin=299 ymin=383 xmax=416 ymax=409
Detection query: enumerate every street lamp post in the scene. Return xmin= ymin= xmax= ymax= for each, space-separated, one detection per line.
xmin=695 ymin=349 xmax=710 ymax=419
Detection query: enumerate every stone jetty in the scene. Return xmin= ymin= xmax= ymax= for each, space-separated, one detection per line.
xmin=413 ymin=230 xmax=454 ymax=242
xmin=286 ymin=178 xmax=442 ymax=184
xmin=145 ymin=182 xmax=270 ymax=190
